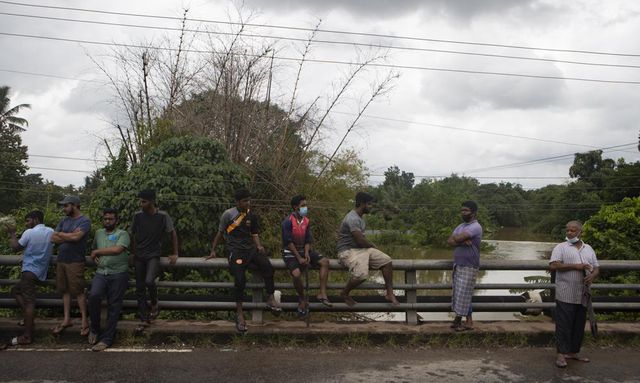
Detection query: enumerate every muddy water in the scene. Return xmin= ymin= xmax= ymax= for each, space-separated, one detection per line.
xmin=367 ymin=240 xmax=556 ymax=322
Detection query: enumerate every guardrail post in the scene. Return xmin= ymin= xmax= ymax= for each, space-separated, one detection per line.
xmin=251 ymin=273 xmax=263 ymax=323
xmin=405 ymin=269 xmax=418 ymax=325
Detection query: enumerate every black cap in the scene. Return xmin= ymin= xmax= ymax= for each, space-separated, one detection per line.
xmin=58 ymin=195 xmax=80 ymax=206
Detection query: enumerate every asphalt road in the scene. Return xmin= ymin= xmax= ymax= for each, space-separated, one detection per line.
xmin=1 ymin=346 xmax=638 ymax=383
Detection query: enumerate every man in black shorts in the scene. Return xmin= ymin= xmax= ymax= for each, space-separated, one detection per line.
xmin=131 ymin=189 xmax=178 ymax=332
xmin=206 ymin=188 xmax=280 ymax=333
xmin=282 ymin=195 xmax=331 ymax=316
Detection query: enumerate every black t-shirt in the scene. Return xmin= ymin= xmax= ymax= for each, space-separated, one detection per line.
xmin=131 ymin=210 xmax=174 ymax=258
xmin=218 ymin=207 xmax=260 ymax=251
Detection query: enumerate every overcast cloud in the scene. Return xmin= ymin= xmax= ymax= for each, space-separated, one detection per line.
xmin=0 ymin=0 xmax=639 ymax=192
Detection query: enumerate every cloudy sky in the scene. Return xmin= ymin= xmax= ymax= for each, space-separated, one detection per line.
xmin=1 ymin=0 xmax=639 ymax=191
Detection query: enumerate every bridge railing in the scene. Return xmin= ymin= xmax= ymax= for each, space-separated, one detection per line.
xmin=1 ymin=255 xmax=639 ymax=324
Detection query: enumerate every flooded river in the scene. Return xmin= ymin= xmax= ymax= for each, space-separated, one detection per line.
xmin=369 ymin=238 xmax=556 ymax=322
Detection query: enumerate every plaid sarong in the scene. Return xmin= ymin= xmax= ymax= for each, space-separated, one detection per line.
xmin=452 ymin=265 xmax=478 ymax=316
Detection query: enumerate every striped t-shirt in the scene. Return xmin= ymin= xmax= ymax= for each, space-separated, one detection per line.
xmin=549 ymin=241 xmax=599 ymax=304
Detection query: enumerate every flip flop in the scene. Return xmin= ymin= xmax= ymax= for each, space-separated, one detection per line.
xmin=235 ymin=318 xmax=248 ymax=334
xmin=80 ymin=326 xmax=90 ymax=337
xmin=265 ymin=304 xmax=282 ymax=315
xmin=11 ymin=336 xmax=32 ymax=346
xmin=566 ymin=355 xmax=590 ymax=363
xmin=52 ymin=323 xmax=73 ymax=335
xmin=555 ymin=358 xmax=567 ymax=368
xmin=318 ymin=297 xmax=333 ymax=307
xmin=134 ymin=322 xmax=150 ymax=334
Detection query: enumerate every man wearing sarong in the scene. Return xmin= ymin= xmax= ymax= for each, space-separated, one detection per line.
xmin=447 ymin=200 xmax=482 ymax=331
xmin=549 ymin=220 xmax=599 ymax=368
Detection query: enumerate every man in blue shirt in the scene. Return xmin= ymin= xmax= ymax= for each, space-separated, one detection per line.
xmin=5 ymin=210 xmax=54 ymax=345
xmin=51 ymin=195 xmax=92 ymax=336
xmin=447 ymin=200 xmax=483 ymax=332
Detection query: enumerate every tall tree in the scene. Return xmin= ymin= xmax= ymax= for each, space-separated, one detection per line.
xmin=0 ymin=86 xmax=30 ymax=213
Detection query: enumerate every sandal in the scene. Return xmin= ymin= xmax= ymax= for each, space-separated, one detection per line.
xmin=265 ymin=304 xmax=282 ymax=316
xmin=235 ymin=317 xmax=248 ymax=334
xmin=566 ymin=355 xmax=590 ymax=363
xmin=52 ymin=323 xmax=73 ymax=335
xmin=555 ymin=357 xmax=568 ymax=368
xmin=318 ymin=297 xmax=333 ymax=307
xmin=17 ymin=319 xmax=24 ymax=326
xmin=80 ymin=326 xmax=90 ymax=337
xmin=134 ymin=322 xmax=150 ymax=334
xmin=11 ymin=335 xmax=32 ymax=346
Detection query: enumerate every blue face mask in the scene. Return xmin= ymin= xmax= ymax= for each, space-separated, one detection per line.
xmin=299 ymin=206 xmax=308 ymax=217
xmin=566 ymin=236 xmax=579 ymax=244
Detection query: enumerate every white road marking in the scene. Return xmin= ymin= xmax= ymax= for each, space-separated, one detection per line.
xmin=5 ymin=347 xmax=192 ymax=353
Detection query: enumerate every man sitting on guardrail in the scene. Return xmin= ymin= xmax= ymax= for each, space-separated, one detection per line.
xmin=206 ymin=188 xmax=281 ymax=333
xmin=87 ymin=208 xmax=130 ymax=352
xmin=337 ymin=192 xmax=399 ymax=307
xmin=282 ymin=194 xmax=332 ymax=317
xmin=447 ymin=200 xmax=483 ymax=332
xmin=549 ymin=220 xmax=599 ymax=368
xmin=4 ymin=210 xmax=54 ymax=346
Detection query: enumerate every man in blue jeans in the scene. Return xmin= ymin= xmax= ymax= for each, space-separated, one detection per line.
xmin=88 ymin=208 xmax=130 ymax=351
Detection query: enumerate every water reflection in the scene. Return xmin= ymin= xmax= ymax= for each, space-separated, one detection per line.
xmin=366 ymin=240 xmax=555 ymax=321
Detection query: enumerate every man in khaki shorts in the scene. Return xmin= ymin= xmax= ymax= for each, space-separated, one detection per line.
xmin=51 ymin=196 xmax=91 ymax=336
xmin=337 ymin=192 xmax=399 ymax=306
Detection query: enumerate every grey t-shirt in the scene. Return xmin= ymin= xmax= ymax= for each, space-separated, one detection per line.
xmin=336 ymin=210 xmax=365 ymax=254
xmin=549 ymin=241 xmax=599 ymax=305
xmin=218 ymin=207 xmax=260 ymax=252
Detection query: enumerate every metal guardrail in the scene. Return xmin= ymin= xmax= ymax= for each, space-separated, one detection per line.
xmin=1 ymin=255 xmax=640 ymax=324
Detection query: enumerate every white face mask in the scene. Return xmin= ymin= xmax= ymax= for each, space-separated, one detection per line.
xmin=566 ymin=236 xmax=580 ymax=244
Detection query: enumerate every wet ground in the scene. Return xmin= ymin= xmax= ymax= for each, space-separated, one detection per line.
xmin=1 ymin=346 xmax=638 ymax=382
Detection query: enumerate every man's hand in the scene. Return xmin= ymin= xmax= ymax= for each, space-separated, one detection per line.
xmin=575 ymin=263 xmax=593 ymax=272
xmin=168 ymin=254 xmax=178 ymax=266
xmin=256 ymin=245 xmax=265 ymax=255
xmin=584 ymin=273 xmax=596 ymax=286
xmin=297 ymin=255 xmax=309 ymax=266
xmin=90 ymin=250 xmax=100 ymax=264
xmin=463 ymin=239 xmax=473 ymax=246
xmin=205 ymin=249 xmax=217 ymax=260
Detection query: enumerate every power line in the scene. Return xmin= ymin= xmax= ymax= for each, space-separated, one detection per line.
xmin=458 ymin=143 xmax=638 ymax=174
xmin=2 ymin=11 xmax=640 ymax=70
xmin=2 ymin=0 xmax=640 ymax=58
xmin=3 ymin=31 xmax=640 ymax=85
xmin=0 ymin=68 xmax=100 ymax=83
xmin=333 ymin=111 xmax=639 ymax=154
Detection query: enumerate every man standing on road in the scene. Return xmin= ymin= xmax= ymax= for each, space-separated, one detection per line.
xmin=131 ymin=189 xmax=179 ymax=333
xmin=51 ymin=196 xmax=92 ymax=337
xmin=336 ymin=192 xmax=399 ymax=307
xmin=282 ymin=195 xmax=332 ymax=316
xmin=447 ymin=200 xmax=483 ymax=332
xmin=206 ymin=188 xmax=281 ymax=333
xmin=549 ymin=220 xmax=599 ymax=368
xmin=88 ymin=208 xmax=130 ymax=351
xmin=4 ymin=211 xmax=54 ymax=346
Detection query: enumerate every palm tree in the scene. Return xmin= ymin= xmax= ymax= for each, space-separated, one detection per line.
xmin=0 ymin=86 xmax=30 ymax=132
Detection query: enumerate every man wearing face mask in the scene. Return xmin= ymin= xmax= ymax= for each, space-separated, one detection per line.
xmin=337 ymin=192 xmax=399 ymax=307
xmin=282 ymin=195 xmax=332 ymax=316
xmin=447 ymin=200 xmax=483 ymax=332
xmin=549 ymin=220 xmax=599 ymax=368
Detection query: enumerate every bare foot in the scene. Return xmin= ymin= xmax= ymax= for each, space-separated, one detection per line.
xmin=340 ymin=292 xmax=357 ymax=307
xmin=385 ymin=292 xmax=400 ymax=306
